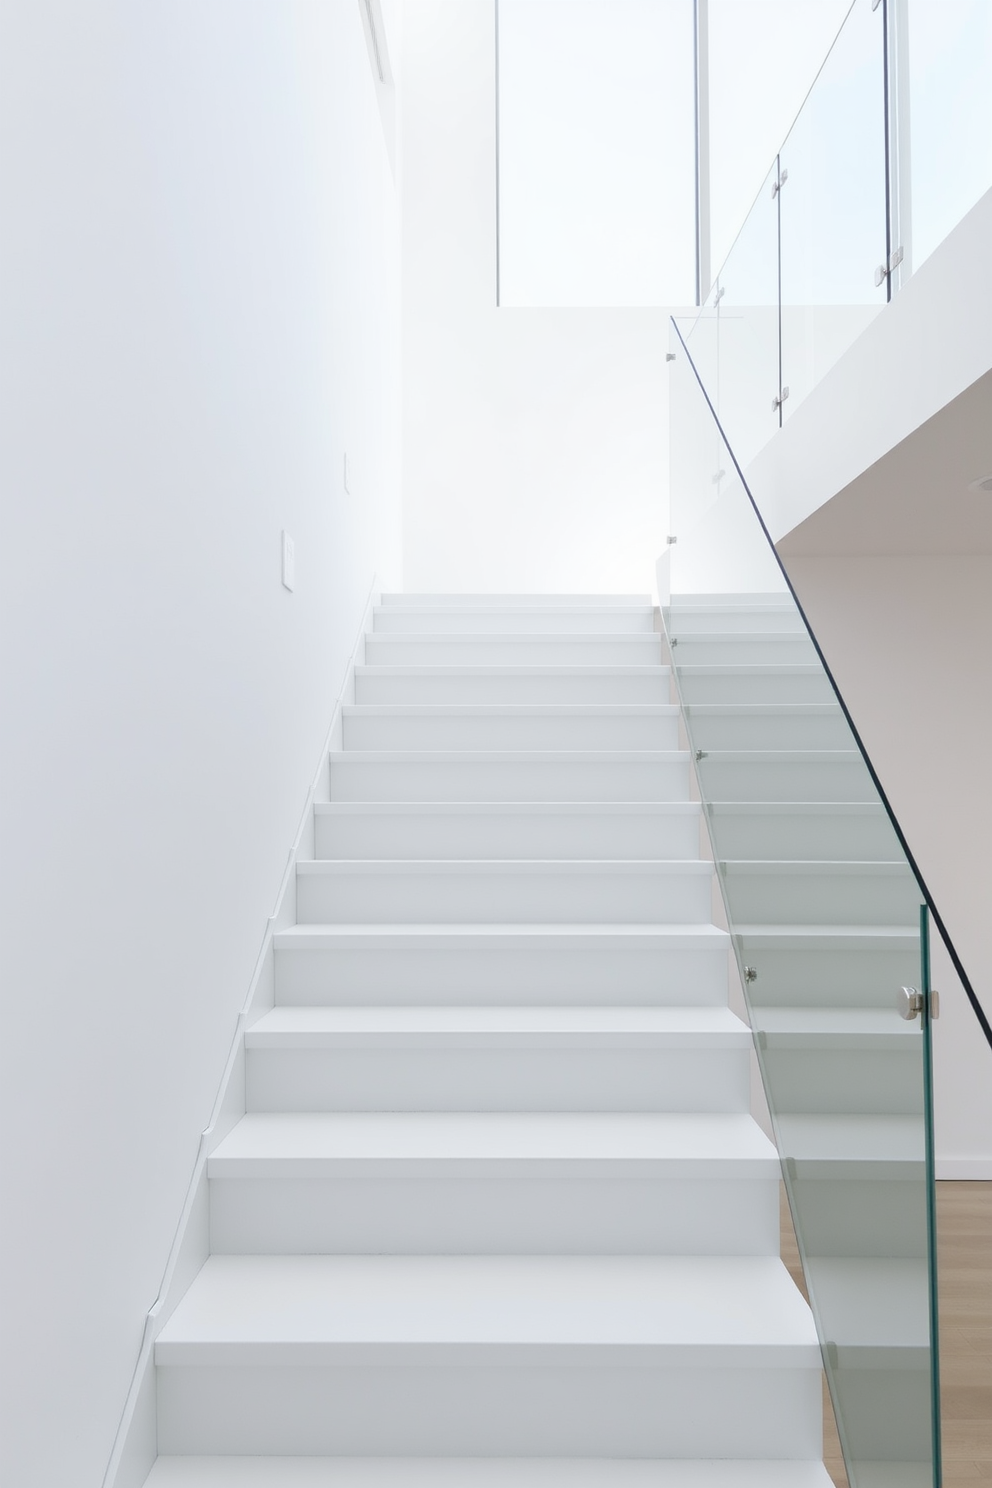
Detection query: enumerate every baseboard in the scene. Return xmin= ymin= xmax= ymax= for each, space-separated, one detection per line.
xmin=102 ymin=576 xmax=381 ymax=1488
xmin=936 ymin=1159 xmax=992 ymax=1180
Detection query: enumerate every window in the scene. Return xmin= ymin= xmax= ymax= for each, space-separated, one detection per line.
xmin=497 ymin=0 xmax=697 ymax=306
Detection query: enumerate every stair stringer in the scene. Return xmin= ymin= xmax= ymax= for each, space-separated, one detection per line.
xmin=101 ymin=578 xmax=382 ymax=1488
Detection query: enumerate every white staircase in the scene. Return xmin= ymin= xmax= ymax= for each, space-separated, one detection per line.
xmin=146 ymin=595 xmax=831 ymax=1486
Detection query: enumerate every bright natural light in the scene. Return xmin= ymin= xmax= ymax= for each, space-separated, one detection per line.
xmin=497 ymin=0 xmax=697 ymax=307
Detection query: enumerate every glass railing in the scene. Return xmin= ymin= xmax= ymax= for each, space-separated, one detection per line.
xmin=664 ymin=320 xmax=943 ymax=1488
xmin=687 ymin=0 xmax=992 ymax=471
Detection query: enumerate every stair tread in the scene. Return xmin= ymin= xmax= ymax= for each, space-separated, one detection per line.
xmin=708 ymin=801 xmax=884 ymax=815
xmin=800 ymin=1256 xmax=928 ymax=1348
xmin=155 ymin=1254 xmax=819 ymax=1360
xmin=275 ymin=923 xmax=730 ymax=947
xmin=145 ymin=1457 xmax=835 ymax=1486
xmin=329 ymin=750 xmax=689 ymax=763
xmin=343 ymin=703 xmax=678 ymax=716
xmin=777 ymin=1113 xmax=923 ymax=1164
xmin=297 ymin=859 xmax=714 ymax=877
xmin=673 ymin=632 xmax=811 ymax=643
xmin=677 ymin=664 xmax=822 ymax=674
xmin=209 ymin=1112 xmax=777 ymax=1170
xmin=354 ymin=665 xmax=670 ymax=676
xmin=373 ymin=604 xmax=655 ymax=617
xmin=366 ymin=633 xmax=660 ymax=642
xmin=314 ymin=801 xmax=701 ymax=817
xmin=684 ymin=704 xmax=841 ymax=716
xmin=736 ymin=924 xmax=918 ymax=944
xmin=247 ymin=1005 xmax=750 ymax=1046
xmin=721 ymin=859 xmax=911 ymax=876
xmin=381 ymin=593 xmax=655 ymax=606
xmin=751 ymin=1007 xmax=918 ymax=1046
xmin=697 ymin=749 xmax=862 ymax=762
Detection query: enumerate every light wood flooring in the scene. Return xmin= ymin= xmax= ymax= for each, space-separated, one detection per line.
xmin=781 ymin=1181 xmax=992 ymax=1486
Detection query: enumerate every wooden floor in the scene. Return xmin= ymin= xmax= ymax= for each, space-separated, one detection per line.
xmin=781 ymin=1181 xmax=992 ymax=1486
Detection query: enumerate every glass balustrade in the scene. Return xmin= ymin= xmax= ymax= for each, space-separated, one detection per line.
xmin=689 ymin=0 xmax=992 ymax=471
xmin=778 ymin=0 xmax=889 ymax=420
xmin=685 ymin=159 xmax=782 ymax=473
xmin=665 ymin=320 xmax=942 ymax=1488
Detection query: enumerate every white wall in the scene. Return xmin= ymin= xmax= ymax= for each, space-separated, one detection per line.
xmin=779 ymin=556 xmax=992 ymax=1173
xmin=400 ymin=0 xmax=676 ymax=594
xmin=0 ymin=5 xmax=401 ymax=1485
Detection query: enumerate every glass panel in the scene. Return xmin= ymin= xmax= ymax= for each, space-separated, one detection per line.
xmin=779 ymin=0 xmax=888 ymax=421
xmin=667 ymin=321 xmax=940 ymax=1488
xmin=707 ymin=0 xmax=854 ymax=276
xmin=899 ymin=0 xmax=992 ymax=278
xmin=685 ymin=159 xmax=781 ymax=474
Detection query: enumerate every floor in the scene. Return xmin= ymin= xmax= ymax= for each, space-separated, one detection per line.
xmin=781 ymin=1181 xmax=992 ymax=1486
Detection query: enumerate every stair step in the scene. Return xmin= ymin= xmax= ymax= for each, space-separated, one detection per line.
xmin=706 ymin=802 xmax=898 ymax=862
xmin=364 ymin=634 xmax=661 ymax=667
xmin=206 ymin=1112 xmax=779 ymax=1254
xmin=144 ymin=1460 xmax=836 ymax=1487
xmin=380 ymin=593 xmax=654 ymax=608
xmin=341 ymin=703 xmax=679 ymax=751
xmin=272 ymin=923 xmax=732 ymax=1006
xmin=696 ymin=750 xmax=873 ymax=803
xmin=683 ymin=704 xmax=850 ymax=751
xmin=751 ymin=1007 xmax=922 ymax=1118
xmin=677 ymin=666 xmax=835 ymax=705
xmin=720 ymin=860 xmax=919 ymax=927
xmin=732 ymin=924 xmax=921 ymax=1011
xmin=246 ymin=1005 xmax=751 ymax=1113
xmin=667 ymin=604 xmax=805 ymax=635
xmin=670 ymin=633 xmax=816 ymax=666
xmin=327 ymin=751 xmax=689 ymax=802
xmin=752 ymin=1005 xmax=921 ymax=1046
xmin=775 ymin=1112 xmax=924 ymax=1177
xmin=670 ymin=592 xmax=795 ymax=609
xmin=313 ymin=801 xmax=702 ymax=861
xmin=295 ymin=859 xmax=714 ymax=925
xmin=354 ymin=666 xmax=670 ymax=705
xmin=372 ymin=605 xmax=656 ymax=634
xmin=775 ymin=1116 xmax=928 ymax=1261
xmin=155 ymin=1255 xmax=822 ymax=1457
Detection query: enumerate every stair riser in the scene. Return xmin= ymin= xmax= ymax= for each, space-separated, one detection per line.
xmin=708 ymin=814 xmax=900 ymax=863
xmin=760 ymin=1048 xmax=923 ymax=1117
xmin=790 ymin=1175 xmax=927 ymax=1259
xmin=207 ymin=1175 xmax=779 ymax=1256
xmin=722 ymin=875 xmax=920 ymax=928
xmin=355 ymin=670 xmax=671 ymax=705
xmin=671 ymin=640 xmax=816 ymax=666
xmin=342 ymin=715 xmax=679 ymax=752
xmin=737 ymin=946 xmax=920 ymax=1009
xmin=157 ymin=1362 xmax=822 ymax=1457
xmin=669 ymin=609 xmax=804 ymax=635
xmin=381 ymin=594 xmax=652 ymax=608
xmin=295 ymin=870 xmax=713 ymax=926
xmin=274 ymin=944 xmax=731 ymax=1006
xmin=329 ymin=759 xmax=689 ymax=803
xmin=245 ymin=1047 xmax=750 ymax=1114
xmin=686 ymin=716 xmax=851 ymax=751
xmin=373 ymin=610 xmax=656 ymax=635
xmin=365 ymin=638 xmax=661 ymax=667
xmin=314 ymin=810 xmax=701 ymax=862
xmin=678 ymin=674 xmax=835 ymax=705
xmin=697 ymin=760 xmax=874 ymax=803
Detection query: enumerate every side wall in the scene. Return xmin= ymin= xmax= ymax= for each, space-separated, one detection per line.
xmin=0 ymin=5 xmax=401 ymax=1485
xmin=400 ymin=0 xmax=675 ymax=594
xmin=781 ymin=555 xmax=992 ymax=1174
